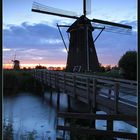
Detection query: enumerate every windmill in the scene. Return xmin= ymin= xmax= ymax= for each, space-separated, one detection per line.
xmin=31 ymin=0 xmax=132 ymax=73
xmin=11 ymin=53 xmax=20 ymax=70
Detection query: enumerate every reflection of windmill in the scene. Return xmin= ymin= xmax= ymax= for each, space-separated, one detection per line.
xmin=11 ymin=53 xmax=20 ymax=70
xmin=32 ymin=0 xmax=132 ymax=72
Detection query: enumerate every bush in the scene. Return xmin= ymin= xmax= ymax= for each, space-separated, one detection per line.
xmin=118 ymin=51 xmax=137 ymax=80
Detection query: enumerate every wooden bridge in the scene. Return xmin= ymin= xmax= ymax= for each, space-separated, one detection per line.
xmin=28 ymin=69 xmax=137 ymax=139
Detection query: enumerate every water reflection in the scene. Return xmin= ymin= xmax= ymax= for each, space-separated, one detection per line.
xmin=3 ymin=91 xmax=137 ymax=140
xmin=3 ymin=92 xmax=68 ymax=139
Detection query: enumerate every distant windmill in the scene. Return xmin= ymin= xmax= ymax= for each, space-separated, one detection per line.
xmin=31 ymin=0 xmax=132 ymax=72
xmin=11 ymin=53 xmax=20 ymax=70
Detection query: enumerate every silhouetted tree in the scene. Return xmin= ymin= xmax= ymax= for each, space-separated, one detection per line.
xmin=111 ymin=65 xmax=119 ymax=70
xmin=105 ymin=65 xmax=111 ymax=72
xmin=99 ymin=63 xmax=105 ymax=72
xmin=23 ymin=67 xmax=27 ymax=70
xmin=35 ymin=65 xmax=47 ymax=69
xmin=55 ymin=67 xmax=61 ymax=71
xmin=118 ymin=51 xmax=137 ymax=80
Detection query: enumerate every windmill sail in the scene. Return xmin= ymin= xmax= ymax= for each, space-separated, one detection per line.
xmin=86 ymin=0 xmax=91 ymax=15
xmin=92 ymin=23 xmax=132 ymax=35
xmin=32 ymin=2 xmax=79 ymax=19
xmin=91 ymin=18 xmax=132 ymax=29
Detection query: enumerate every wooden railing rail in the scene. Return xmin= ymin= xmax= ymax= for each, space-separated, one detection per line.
xmin=29 ymin=69 xmax=137 ymax=106
xmin=57 ymin=112 xmax=136 ymax=121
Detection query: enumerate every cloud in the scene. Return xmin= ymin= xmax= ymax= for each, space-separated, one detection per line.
xmin=3 ymin=21 xmax=137 ymax=66
xmin=119 ymin=20 xmax=137 ymax=31
xmin=3 ymin=48 xmax=11 ymax=51
xmin=40 ymin=39 xmax=62 ymax=45
xmin=3 ymin=22 xmax=68 ymax=66
xmin=3 ymin=22 xmax=66 ymax=49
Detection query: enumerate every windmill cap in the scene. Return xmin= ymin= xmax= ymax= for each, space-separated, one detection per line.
xmin=67 ymin=15 xmax=94 ymax=32
xmin=13 ymin=60 xmax=20 ymax=63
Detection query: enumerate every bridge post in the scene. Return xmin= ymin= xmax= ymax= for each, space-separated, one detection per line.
xmin=107 ymin=114 xmax=114 ymax=140
xmin=114 ymin=83 xmax=119 ymax=114
xmin=90 ymin=78 xmax=97 ymax=129
xmin=87 ymin=77 xmax=91 ymax=111
xmin=48 ymin=71 xmax=52 ymax=102
xmin=41 ymin=70 xmax=45 ymax=93
xmin=46 ymin=70 xmax=48 ymax=84
xmin=92 ymin=79 xmax=97 ymax=110
xmin=64 ymin=73 xmax=66 ymax=92
xmin=49 ymin=71 xmax=51 ymax=87
xmin=73 ymin=74 xmax=76 ymax=98
xmin=55 ymin=72 xmax=57 ymax=88
xmin=67 ymin=94 xmax=71 ymax=112
xmin=33 ymin=69 xmax=36 ymax=88
xmin=56 ymin=72 xmax=60 ymax=111
xmin=108 ymin=89 xmax=111 ymax=99
xmin=107 ymin=118 xmax=113 ymax=130
xmin=107 ymin=82 xmax=119 ymax=140
xmin=57 ymin=90 xmax=60 ymax=111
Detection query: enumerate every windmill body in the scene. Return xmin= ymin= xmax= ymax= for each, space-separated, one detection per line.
xmin=12 ymin=60 xmax=20 ymax=70
xmin=66 ymin=15 xmax=99 ymax=72
xmin=11 ymin=53 xmax=20 ymax=70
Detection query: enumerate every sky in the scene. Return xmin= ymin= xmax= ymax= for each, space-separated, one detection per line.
xmin=3 ymin=0 xmax=137 ymax=69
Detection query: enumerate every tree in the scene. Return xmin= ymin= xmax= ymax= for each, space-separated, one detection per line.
xmin=99 ymin=63 xmax=105 ymax=72
xmin=35 ymin=65 xmax=47 ymax=69
xmin=118 ymin=51 xmax=137 ymax=80
xmin=105 ymin=65 xmax=111 ymax=72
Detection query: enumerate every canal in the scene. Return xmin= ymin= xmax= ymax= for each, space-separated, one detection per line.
xmin=3 ymin=91 xmax=137 ymax=140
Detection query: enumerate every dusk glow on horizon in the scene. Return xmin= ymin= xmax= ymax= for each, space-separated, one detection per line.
xmin=3 ymin=0 xmax=137 ymax=69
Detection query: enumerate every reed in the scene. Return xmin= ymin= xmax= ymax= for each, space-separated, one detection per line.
xmin=3 ymin=69 xmax=43 ymax=96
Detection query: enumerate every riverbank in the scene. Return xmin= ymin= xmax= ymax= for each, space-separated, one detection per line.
xmin=3 ymin=69 xmax=43 ymax=96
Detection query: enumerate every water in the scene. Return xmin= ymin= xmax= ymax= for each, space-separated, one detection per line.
xmin=3 ymin=92 xmax=68 ymax=139
xmin=3 ymin=91 xmax=137 ymax=140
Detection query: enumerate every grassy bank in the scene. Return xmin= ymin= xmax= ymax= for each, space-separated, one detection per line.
xmin=3 ymin=120 xmax=51 ymax=140
xmin=94 ymin=71 xmax=123 ymax=79
xmin=3 ymin=69 xmax=43 ymax=96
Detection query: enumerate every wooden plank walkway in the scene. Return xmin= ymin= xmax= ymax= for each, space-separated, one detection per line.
xmin=28 ymin=69 xmax=137 ymax=127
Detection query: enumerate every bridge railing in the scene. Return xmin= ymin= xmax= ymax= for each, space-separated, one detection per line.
xmin=29 ymin=69 xmax=137 ymax=102
xmin=28 ymin=69 xmax=137 ymax=126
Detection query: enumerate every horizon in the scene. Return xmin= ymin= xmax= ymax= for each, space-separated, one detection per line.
xmin=3 ymin=63 xmax=119 ymax=70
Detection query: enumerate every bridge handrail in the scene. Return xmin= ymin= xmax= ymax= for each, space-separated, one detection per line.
xmin=28 ymin=69 xmax=137 ymax=108
xmin=32 ymin=69 xmax=137 ymax=87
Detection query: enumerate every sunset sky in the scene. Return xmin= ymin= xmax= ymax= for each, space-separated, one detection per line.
xmin=3 ymin=0 xmax=137 ymax=69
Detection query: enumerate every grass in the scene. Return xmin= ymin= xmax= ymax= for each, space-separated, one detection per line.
xmin=83 ymin=69 xmax=124 ymax=79
xmin=3 ymin=120 xmax=14 ymax=140
xmin=3 ymin=122 xmax=35 ymax=140
xmin=3 ymin=69 xmax=43 ymax=96
xmin=95 ymin=71 xmax=123 ymax=79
